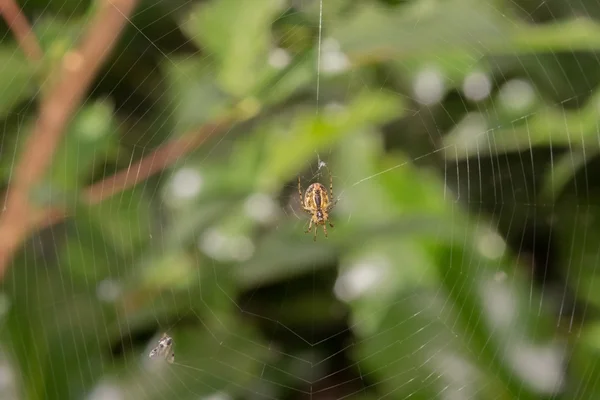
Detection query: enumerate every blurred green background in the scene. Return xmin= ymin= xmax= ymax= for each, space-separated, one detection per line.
xmin=3 ymin=0 xmax=600 ymax=398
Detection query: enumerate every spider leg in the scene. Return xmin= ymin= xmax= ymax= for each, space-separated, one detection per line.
xmin=327 ymin=168 xmax=338 ymax=210
xmin=305 ymin=218 xmax=313 ymax=234
xmin=329 ymin=168 xmax=334 ymax=200
xmin=327 ymin=184 xmax=338 ymax=213
xmin=322 ymin=223 xmax=328 ymax=238
xmin=313 ymin=225 xmax=318 ymax=241
xmin=329 ymin=221 xmax=334 ymax=228
xmin=298 ymin=176 xmax=313 ymax=213
xmin=298 ymin=176 xmax=303 ymax=203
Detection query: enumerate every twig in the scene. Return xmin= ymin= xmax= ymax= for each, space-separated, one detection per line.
xmin=0 ymin=0 xmax=139 ymax=279
xmin=33 ymin=117 xmax=232 ymax=229
xmin=0 ymin=0 xmax=43 ymax=61
xmin=84 ymin=118 xmax=231 ymax=203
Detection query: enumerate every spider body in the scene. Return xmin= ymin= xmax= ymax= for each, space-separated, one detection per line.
xmin=298 ymin=173 xmax=337 ymax=241
xmin=149 ymin=333 xmax=174 ymax=364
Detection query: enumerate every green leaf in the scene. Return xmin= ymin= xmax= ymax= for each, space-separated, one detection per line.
xmin=442 ymin=90 xmax=600 ymax=160
xmin=76 ymin=187 xmax=153 ymax=256
xmin=354 ymin=288 xmax=506 ymax=399
xmin=0 ymin=46 xmax=38 ymax=118
xmin=182 ymin=0 xmax=285 ymax=97
xmin=352 ymin=237 xmax=563 ymax=399
xmin=255 ymin=47 xmax=317 ymax=106
xmin=59 ymin=223 xmax=126 ymax=284
xmin=138 ymin=251 xmax=197 ymax=291
xmin=539 ymin=147 xmax=596 ymax=203
xmin=330 ymin=0 xmax=512 ymax=64
xmin=342 ymin=146 xmax=562 ymax=398
xmin=236 ymin=233 xmax=336 ymax=288
xmin=0 ymin=113 xmax=34 ymax=183
xmin=3 ymin=248 xmax=264 ymax=400
xmin=46 ymin=100 xmax=118 ymax=194
xmin=568 ymin=322 xmax=600 ymax=398
xmin=256 ymin=89 xmax=405 ymax=192
xmin=437 ymin=243 xmax=562 ymax=399
xmin=163 ymin=57 xmax=230 ymax=134
xmin=552 ymin=196 xmax=600 ymax=310
xmin=28 ymin=100 xmax=117 ymax=209
xmin=335 ymin=137 xmax=450 ymax=336
xmin=2 ymin=253 xmax=112 ymax=400
xmin=33 ymin=15 xmax=86 ymax=59
xmin=331 ymin=2 xmax=600 ymax=65
xmin=112 ymin=317 xmax=272 ymax=399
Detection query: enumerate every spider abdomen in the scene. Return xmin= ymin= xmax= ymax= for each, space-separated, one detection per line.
xmin=304 ymin=183 xmax=330 ymax=214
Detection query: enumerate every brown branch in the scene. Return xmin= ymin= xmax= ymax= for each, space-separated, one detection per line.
xmin=0 ymin=0 xmax=43 ymax=62
xmin=33 ymin=117 xmax=233 ymax=230
xmin=0 ymin=0 xmax=139 ymax=279
xmin=84 ymin=118 xmax=232 ymax=203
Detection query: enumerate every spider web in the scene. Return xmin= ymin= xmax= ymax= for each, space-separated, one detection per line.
xmin=0 ymin=0 xmax=597 ymax=399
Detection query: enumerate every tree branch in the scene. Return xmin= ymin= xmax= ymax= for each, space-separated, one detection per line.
xmin=0 ymin=0 xmax=139 ymax=279
xmin=84 ymin=118 xmax=231 ymax=203
xmin=0 ymin=0 xmax=43 ymax=62
xmin=34 ymin=117 xmax=232 ymax=229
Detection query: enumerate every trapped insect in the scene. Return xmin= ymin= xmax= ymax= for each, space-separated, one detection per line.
xmin=298 ymin=170 xmax=337 ymax=241
xmin=148 ymin=333 xmax=174 ymax=364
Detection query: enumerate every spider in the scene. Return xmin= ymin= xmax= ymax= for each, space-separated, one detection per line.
xmin=148 ymin=333 xmax=174 ymax=364
xmin=298 ymin=171 xmax=337 ymax=241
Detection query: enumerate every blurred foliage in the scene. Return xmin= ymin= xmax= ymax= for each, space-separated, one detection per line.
xmin=2 ymin=0 xmax=600 ymax=399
